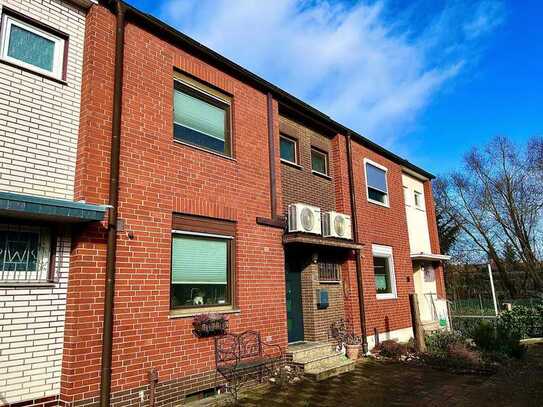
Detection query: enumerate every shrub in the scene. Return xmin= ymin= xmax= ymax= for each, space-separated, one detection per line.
xmin=374 ymin=340 xmax=410 ymax=359
xmin=471 ymin=319 xmax=526 ymax=359
xmin=445 ymin=342 xmax=483 ymax=369
xmin=425 ymin=330 xmax=466 ymax=357
xmin=422 ymin=330 xmax=492 ymax=374
xmin=497 ymin=305 xmax=543 ymax=339
xmin=471 ymin=320 xmax=496 ymax=350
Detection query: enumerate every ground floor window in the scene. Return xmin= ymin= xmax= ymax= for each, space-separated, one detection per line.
xmin=372 ymin=244 xmax=397 ymax=299
xmin=318 ymin=260 xmax=341 ymax=282
xmin=171 ymin=214 xmax=235 ymax=310
xmin=0 ymin=223 xmax=52 ymax=283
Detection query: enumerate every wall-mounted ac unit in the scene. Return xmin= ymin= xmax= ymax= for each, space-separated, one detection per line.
xmin=288 ymin=203 xmax=322 ymax=235
xmin=322 ymin=211 xmax=352 ymax=239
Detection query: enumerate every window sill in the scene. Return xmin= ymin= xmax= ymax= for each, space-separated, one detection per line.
xmin=173 ymin=139 xmax=237 ymax=162
xmin=367 ymin=198 xmax=390 ymax=208
xmin=319 ymin=280 xmax=341 ymax=284
xmin=280 ymin=159 xmax=303 ymax=170
xmin=0 ymin=281 xmax=56 ymax=288
xmin=169 ymin=306 xmax=241 ymax=319
xmin=376 ymin=293 xmax=397 ymax=300
xmin=312 ymin=170 xmax=332 ymax=180
xmin=0 ymin=58 xmax=67 ymax=85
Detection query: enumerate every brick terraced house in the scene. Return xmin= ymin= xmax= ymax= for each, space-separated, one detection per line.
xmin=0 ymin=0 xmax=105 ymax=406
xmin=1 ymin=0 xmax=450 ymax=406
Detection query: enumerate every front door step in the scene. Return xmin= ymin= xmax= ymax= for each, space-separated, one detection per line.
xmin=286 ymin=341 xmax=355 ymax=382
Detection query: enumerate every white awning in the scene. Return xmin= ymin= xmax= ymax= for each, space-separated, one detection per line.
xmin=410 ymin=252 xmax=451 ymax=261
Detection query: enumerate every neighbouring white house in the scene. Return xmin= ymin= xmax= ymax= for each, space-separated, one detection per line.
xmin=402 ymin=171 xmax=450 ymax=330
xmin=0 ymin=1 xmax=105 ymax=405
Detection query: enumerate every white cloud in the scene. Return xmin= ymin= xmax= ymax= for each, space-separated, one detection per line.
xmin=158 ymin=0 xmax=503 ymax=148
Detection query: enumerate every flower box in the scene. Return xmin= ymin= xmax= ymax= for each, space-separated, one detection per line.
xmin=192 ymin=313 xmax=229 ymax=337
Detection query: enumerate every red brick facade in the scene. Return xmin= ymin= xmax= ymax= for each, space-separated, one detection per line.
xmin=59 ymin=3 xmax=447 ymax=405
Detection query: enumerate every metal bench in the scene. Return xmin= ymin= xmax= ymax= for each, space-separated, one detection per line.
xmin=214 ymin=330 xmax=283 ymax=391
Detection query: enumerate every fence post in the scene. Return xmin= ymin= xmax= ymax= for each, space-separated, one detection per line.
xmin=409 ymin=294 xmax=426 ymax=352
xmin=487 ymin=263 xmax=499 ymax=316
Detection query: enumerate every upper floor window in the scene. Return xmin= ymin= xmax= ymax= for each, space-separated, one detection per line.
xmin=0 ymin=224 xmax=53 ymax=284
xmin=413 ymin=191 xmax=423 ymax=209
xmin=311 ymin=147 xmax=329 ymax=176
xmin=365 ymin=159 xmax=389 ymax=206
xmin=173 ymin=79 xmax=231 ymax=156
xmin=280 ymin=135 xmax=298 ymax=164
xmin=0 ymin=12 xmax=66 ymax=80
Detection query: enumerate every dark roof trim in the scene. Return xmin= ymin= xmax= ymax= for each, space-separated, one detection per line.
xmin=0 ymin=191 xmax=107 ymax=222
xmin=104 ymin=1 xmax=435 ymax=180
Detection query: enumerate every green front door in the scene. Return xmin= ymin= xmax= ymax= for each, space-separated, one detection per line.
xmin=286 ymin=263 xmax=304 ymax=343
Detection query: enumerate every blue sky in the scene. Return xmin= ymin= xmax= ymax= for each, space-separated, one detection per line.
xmin=128 ymin=0 xmax=542 ymax=176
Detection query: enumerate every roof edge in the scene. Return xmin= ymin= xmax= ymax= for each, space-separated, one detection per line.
xmin=105 ymin=0 xmax=435 ymax=180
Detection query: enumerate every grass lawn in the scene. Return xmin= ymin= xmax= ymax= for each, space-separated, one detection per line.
xmin=237 ymin=343 xmax=543 ymax=407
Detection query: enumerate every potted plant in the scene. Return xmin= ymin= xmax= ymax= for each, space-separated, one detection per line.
xmin=330 ymin=319 xmax=363 ymax=360
xmin=192 ymin=313 xmax=229 ymax=337
xmin=344 ymin=332 xmax=362 ymax=360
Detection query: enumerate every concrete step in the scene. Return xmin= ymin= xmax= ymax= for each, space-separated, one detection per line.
xmin=293 ymin=351 xmax=345 ymax=371
xmin=286 ymin=342 xmax=334 ymax=363
xmin=305 ymin=357 xmax=355 ymax=382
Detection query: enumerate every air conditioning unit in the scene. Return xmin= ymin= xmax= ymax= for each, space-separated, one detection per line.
xmin=288 ymin=203 xmax=322 ymax=235
xmin=322 ymin=211 xmax=352 ymax=239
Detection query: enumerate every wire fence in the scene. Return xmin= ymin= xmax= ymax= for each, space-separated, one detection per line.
xmin=445 ymin=264 xmax=543 ymax=337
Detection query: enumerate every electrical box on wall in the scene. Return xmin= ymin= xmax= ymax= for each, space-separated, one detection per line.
xmin=316 ymin=289 xmax=329 ymax=309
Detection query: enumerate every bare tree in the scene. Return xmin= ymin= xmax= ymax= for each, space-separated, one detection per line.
xmin=435 ymin=173 xmax=518 ymax=298
xmin=465 ymin=137 xmax=543 ymax=291
xmin=435 ymin=136 xmax=543 ymax=297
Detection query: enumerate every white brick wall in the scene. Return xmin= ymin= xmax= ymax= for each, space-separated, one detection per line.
xmin=0 ymin=0 xmax=89 ymax=404
xmin=0 ymin=0 xmax=87 ymax=200
xmin=0 ymin=235 xmax=71 ymax=404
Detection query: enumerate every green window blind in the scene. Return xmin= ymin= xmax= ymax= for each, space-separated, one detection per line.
xmin=171 ymin=235 xmax=227 ymax=285
xmin=174 ymin=89 xmax=226 ymax=141
xmin=8 ymin=25 xmax=55 ymax=72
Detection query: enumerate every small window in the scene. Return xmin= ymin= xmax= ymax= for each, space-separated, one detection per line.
xmin=280 ymin=135 xmax=297 ymax=164
xmin=173 ymin=80 xmax=231 ymax=156
xmin=0 ymin=224 xmax=52 ymax=283
xmin=403 ymin=186 xmax=410 ymax=206
xmin=171 ymin=234 xmax=232 ymax=308
xmin=311 ymin=148 xmax=328 ymax=176
xmin=318 ymin=261 xmax=340 ymax=282
xmin=414 ymin=191 xmax=423 ymax=209
xmin=372 ymin=244 xmax=396 ymax=299
xmin=365 ymin=160 xmax=388 ymax=206
xmin=0 ymin=13 xmax=66 ymax=79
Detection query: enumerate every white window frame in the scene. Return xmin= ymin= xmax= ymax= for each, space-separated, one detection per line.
xmin=280 ymin=135 xmax=298 ymax=165
xmin=0 ymin=13 xmax=65 ymax=80
xmin=403 ymin=185 xmax=410 ymax=206
xmin=413 ymin=190 xmax=424 ymax=210
xmin=311 ymin=147 xmax=329 ymax=176
xmin=372 ymin=244 xmax=397 ymax=300
xmin=364 ymin=158 xmax=389 ymax=207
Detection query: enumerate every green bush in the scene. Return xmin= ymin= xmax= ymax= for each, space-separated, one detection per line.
xmin=497 ymin=305 xmax=543 ymax=339
xmin=471 ymin=319 xmax=526 ymax=359
xmin=425 ymin=330 xmax=466 ymax=357
xmin=422 ymin=330 xmax=491 ymax=373
xmin=471 ymin=320 xmax=496 ymax=350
